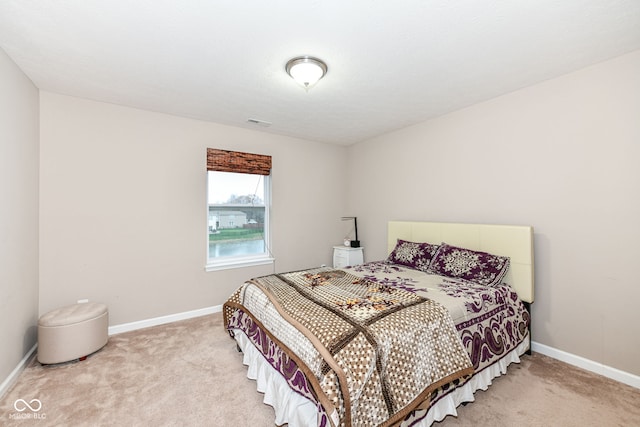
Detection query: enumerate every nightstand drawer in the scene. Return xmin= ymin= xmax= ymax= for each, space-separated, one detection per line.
xmin=333 ymin=246 xmax=364 ymax=268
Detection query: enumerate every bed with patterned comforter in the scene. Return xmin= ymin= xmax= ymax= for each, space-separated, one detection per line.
xmin=223 ymin=261 xmax=530 ymax=427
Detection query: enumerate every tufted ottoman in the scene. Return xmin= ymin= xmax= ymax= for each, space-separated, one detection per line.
xmin=37 ymin=302 xmax=109 ymax=364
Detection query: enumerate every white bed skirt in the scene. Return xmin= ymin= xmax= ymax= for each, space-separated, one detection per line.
xmin=231 ymin=328 xmax=529 ymax=427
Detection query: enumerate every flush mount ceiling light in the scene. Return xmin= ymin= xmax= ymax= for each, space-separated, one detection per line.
xmin=285 ymin=56 xmax=328 ymax=91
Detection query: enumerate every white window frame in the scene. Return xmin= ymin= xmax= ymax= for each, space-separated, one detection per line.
xmin=205 ymin=172 xmax=273 ymax=272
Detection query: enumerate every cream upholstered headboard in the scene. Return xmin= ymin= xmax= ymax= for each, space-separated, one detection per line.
xmin=388 ymin=221 xmax=534 ymax=303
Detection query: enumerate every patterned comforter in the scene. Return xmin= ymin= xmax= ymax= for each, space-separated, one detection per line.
xmin=223 ymin=262 xmax=529 ymax=427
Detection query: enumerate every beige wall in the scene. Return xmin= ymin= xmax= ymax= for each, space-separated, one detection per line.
xmin=0 ymin=49 xmax=39 ymax=386
xmin=39 ymin=92 xmax=348 ymax=325
xmin=347 ymin=49 xmax=640 ymax=376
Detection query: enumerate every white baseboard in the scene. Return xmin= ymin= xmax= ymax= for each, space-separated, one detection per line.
xmin=531 ymin=341 xmax=640 ymax=389
xmin=5 ymin=309 xmax=636 ymax=402
xmin=0 ymin=343 xmax=37 ymax=399
xmin=111 ymin=308 xmax=639 ymax=390
xmin=108 ymin=305 xmax=222 ymax=335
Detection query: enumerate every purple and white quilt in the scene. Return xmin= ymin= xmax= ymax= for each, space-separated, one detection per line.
xmin=224 ymin=261 xmax=529 ymax=426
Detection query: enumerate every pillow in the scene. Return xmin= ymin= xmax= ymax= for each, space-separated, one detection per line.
xmin=386 ymin=239 xmax=439 ymax=271
xmin=427 ymin=242 xmax=510 ymax=287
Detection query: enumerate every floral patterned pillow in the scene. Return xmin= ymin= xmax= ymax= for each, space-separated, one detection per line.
xmin=386 ymin=239 xmax=439 ymax=271
xmin=427 ymin=242 xmax=510 ymax=287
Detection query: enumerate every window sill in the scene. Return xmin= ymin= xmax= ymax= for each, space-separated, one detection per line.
xmin=205 ymin=255 xmax=275 ymax=272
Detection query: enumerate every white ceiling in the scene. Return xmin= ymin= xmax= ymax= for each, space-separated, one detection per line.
xmin=1 ymin=1 xmax=639 ymax=145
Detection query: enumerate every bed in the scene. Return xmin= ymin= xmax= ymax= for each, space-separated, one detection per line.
xmin=223 ymin=221 xmax=534 ymax=426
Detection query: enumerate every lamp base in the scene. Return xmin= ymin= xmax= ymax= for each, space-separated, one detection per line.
xmin=350 ymin=240 xmax=360 ymax=248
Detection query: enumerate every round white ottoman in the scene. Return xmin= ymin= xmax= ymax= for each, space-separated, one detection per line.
xmin=37 ymin=302 xmax=109 ymax=364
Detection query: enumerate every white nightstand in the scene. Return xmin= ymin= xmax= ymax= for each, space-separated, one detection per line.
xmin=333 ymin=246 xmax=364 ymax=268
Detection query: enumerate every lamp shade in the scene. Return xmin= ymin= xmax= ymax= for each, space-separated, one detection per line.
xmin=286 ymin=56 xmax=327 ymax=90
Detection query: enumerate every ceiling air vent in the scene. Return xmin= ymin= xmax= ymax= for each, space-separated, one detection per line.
xmin=247 ymin=118 xmax=272 ymax=127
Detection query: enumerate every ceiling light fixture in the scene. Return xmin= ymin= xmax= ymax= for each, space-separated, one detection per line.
xmin=285 ymin=56 xmax=328 ymax=91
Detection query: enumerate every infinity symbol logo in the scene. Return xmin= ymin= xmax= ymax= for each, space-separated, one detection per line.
xmin=13 ymin=399 xmax=42 ymax=412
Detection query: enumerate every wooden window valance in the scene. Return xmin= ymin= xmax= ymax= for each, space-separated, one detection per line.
xmin=207 ymin=148 xmax=272 ymax=176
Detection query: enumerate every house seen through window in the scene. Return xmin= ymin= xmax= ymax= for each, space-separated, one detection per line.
xmin=206 ymin=149 xmax=272 ymax=270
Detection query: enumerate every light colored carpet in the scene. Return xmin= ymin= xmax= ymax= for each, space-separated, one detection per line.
xmin=1 ymin=313 xmax=639 ymax=426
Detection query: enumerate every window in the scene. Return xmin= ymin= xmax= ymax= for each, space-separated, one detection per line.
xmin=206 ymin=149 xmax=273 ymax=271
